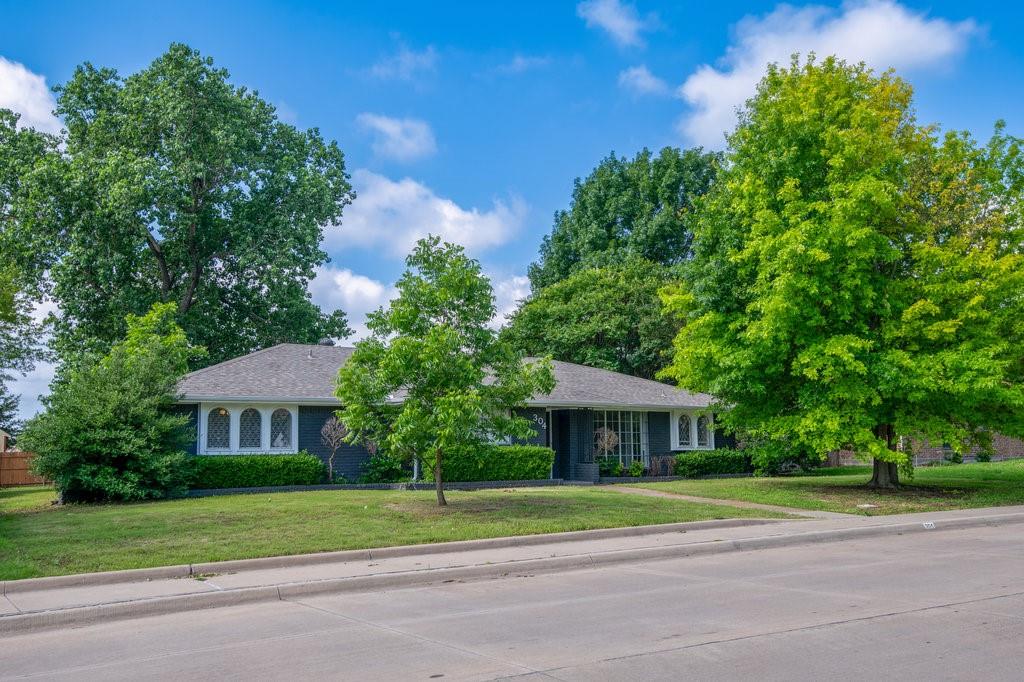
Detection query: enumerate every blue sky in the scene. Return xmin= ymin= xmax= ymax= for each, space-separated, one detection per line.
xmin=3 ymin=0 xmax=1024 ymax=416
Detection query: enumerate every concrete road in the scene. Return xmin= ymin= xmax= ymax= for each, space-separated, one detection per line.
xmin=3 ymin=524 xmax=1023 ymax=681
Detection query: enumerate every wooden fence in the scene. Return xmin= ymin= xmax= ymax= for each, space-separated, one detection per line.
xmin=0 ymin=451 xmax=46 ymax=487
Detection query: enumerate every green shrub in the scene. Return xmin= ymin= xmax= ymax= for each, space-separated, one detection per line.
xmin=442 ymin=445 xmax=554 ymax=482
xmin=358 ymin=452 xmax=407 ymax=483
xmin=975 ymin=450 xmax=993 ymax=463
xmin=190 ymin=452 xmax=325 ymax=489
xmin=597 ymin=457 xmax=618 ymax=477
xmin=674 ymin=449 xmax=751 ymax=478
xmin=628 ymin=459 xmax=645 ymax=477
xmin=747 ymin=439 xmax=824 ymax=476
xmin=22 ymin=303 xmax=199 ymax=502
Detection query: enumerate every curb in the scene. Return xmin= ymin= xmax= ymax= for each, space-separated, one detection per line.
xmin=3 ymin=511 xmax=1023 ymax=634
xmin=1 ymin=518 xmax=781 ymax=595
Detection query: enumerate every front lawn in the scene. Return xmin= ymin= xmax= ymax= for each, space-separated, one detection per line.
xmin=0 ymin=486 xmax=787 ymax=580
xmin=633 ymin=460 xmax=1024 ymax=515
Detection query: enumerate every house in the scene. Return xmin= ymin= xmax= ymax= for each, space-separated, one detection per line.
xmin=175 ymin=343 xmax=726 ymax=482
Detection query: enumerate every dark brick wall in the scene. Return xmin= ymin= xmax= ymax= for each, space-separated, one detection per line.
xmin=298 ymin=406 xmax=374 ymax=480
xmin=172 ymin=404 xmax=199 ymax=456
xmin=513 ymin=407 xmax=548 ymax=446
xmin=648 ymin=412 xmax=671 ymax=456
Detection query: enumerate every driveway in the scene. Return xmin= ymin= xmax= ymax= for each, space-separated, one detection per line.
xmin=3 ymin=522 xmax=1023 ymax=680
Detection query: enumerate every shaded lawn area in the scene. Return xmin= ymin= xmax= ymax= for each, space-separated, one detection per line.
xmin=633 ymin=460 xmax=1024 ymax=516
xmin=0 ymin=486 xmax=787 ymax=580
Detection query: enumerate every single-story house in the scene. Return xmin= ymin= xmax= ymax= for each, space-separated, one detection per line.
xmin=175 ymin=343 xmax=727 ymax=482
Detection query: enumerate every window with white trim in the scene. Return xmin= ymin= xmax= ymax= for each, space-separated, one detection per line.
xmin=239 ymin=408 xmax=262 ymax=449
xmin=207 ymin=408 xmax=230 ymax=450
xmin=270 ymin=409 xmax=292 ymax=448
xmin=677 ymin=414 xmax=692 ymax=447
xmin=696 ymin=415 xmax=710 ymax=448
xmin=593 ymin=410 xmax=647 ymax=464
xmin=199 ymin=403 xmax=298 ymax=455
xmin=671 ymin=411 xmax=714 ymax=450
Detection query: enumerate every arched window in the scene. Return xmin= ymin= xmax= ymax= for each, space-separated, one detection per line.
xmin=271 ymin=409 xmax=292 ymax=448
xmin=696 ymin=415 xmax=710 ymax=448
xmin=677 ymin=414 xmax=692 ymax=447
xmin=207 ymin=408 xmax=230 ymax=450
xmin=239 ymin=408 xmax=262 ymax=449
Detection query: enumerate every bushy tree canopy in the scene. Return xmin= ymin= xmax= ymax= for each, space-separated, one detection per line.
xmin=528 ymin=146 xmax=720 ymax=290
xmin=661 ymin=57 xmax=1024 ymax=487
xmin=11 ymin=44 xmax=353 ymax=368
xmin=337 ymin=237 xmax=554 ymax=505
xmin=21 ymin=303 xmax=201 ymax=502
xmin=504 ymin=260 xmax=679 ymax=380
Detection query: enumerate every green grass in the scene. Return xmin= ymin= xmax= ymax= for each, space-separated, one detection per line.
xmin=633 ymin=460 xmax=1024 ymax=515
xmin=0 ymin=486 xmax=786 ymax=580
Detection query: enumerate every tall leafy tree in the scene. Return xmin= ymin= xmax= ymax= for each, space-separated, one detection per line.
xmin=19 ymin=44 xmax=353 ymax=367
xmin=528 ymin=146 xmax=720 ymax=290
xmin=337 ymin=236 xmax=554 ymax=506
xmin=662 ymin=56 xmax=1024 ymax=488
xmin=0 ymin=110 xmax=55 ymax=431
xmin=504 ymin=260 xmax=679 ymax=380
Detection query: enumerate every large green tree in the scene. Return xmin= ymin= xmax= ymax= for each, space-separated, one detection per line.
xmin=662 ymin=57 xmax=1024 ymax=488
xmin=16 ymin=44 xmax=353 ymax=367
xmin=337 ymin=236 xmax=554 ymax=506
xmin=0 ymin=110 xmax=55 ymax=430
xmin=504 ymin=260 xmax=679 ymax=380
xmin=528 ymin=146 xmax=720 ymax=290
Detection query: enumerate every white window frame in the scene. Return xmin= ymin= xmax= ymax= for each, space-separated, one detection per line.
xmin=593 ymin=410 xmax=649 ymax=466
xmin=197 ymin=402 xmax=299 ymax=455
xmin=671 ymin=410 xmax=715 ymax=451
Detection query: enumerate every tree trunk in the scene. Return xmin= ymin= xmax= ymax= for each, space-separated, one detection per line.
xmin=868 ymin=458 xmax=899 ymax=489
xmin=434 ymin=450 xmax=447 ymax=506
xmin=867 ymin=424 xmax=900 ymax=489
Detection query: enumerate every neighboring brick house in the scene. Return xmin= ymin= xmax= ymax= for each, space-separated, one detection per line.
xmin=175 ymin=343 xmax=721 ymax=482
xmin=829 ymin=433 xmax=1024 ymax=467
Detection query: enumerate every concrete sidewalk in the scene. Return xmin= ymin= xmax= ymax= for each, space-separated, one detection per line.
xmin=3 ymin=505 xmax=1024 ymax=634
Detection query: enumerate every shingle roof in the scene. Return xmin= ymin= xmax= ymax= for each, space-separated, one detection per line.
xmin=177 ymin=343 xmax=713 ymax=409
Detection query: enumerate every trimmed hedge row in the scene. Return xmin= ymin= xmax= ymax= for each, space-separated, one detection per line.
xmin=442 ymin=445 xmax=555 ymax=482
xmin=190 ymin=452 xmax=326 ymax=489
xmin=674 ymin=449 xmax=751 ymax=477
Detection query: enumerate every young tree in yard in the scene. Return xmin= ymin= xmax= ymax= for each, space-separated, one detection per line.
xmin=12 ymin=44 xmax=353 ymax=368
xmin=21 ymin=303 xmax=203 ymax=502
xmin=336 ymin=236 xmax=555 ymax=506
xmin=503 ymin=260 xmax=680 ymax=380
xmin=320 ymin=416 xmax=347 ymax=482
xmin=528 ymin=146 xmax=720 ymax=290
xmin=661 ymin=56 xmax=1024 ymax=488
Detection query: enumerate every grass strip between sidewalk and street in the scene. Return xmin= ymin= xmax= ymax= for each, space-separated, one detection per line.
xmin=632 ymin=460 xmax=1024 ymax=516
xmin=0 ymin=486 xmax=788 ymax=580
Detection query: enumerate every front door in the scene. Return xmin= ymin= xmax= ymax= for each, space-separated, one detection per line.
xmin=550 ymin=409 xmax=571 ymax=479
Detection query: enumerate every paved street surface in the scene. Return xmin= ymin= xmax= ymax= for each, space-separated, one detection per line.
xmin=3 ymin=524 xmax=1023 ymax=681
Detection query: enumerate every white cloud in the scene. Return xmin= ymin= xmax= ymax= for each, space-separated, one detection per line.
xmin=490 ymin=274 xmax=531 ymax=329
xmin=0 ymin=56 xmax=61 ymax=134
xmin=356 ymin=113 xmax=437 ymax=162
xmin=678 ymin=0 xmax=980 ymax=147
xmin=367 ymin=44 xmax=438 ymax=81
xmin=494 ymin=54 xmax=551 ymax=75
xmin=577 ymin=0 xmax=656 ymax=48
xmin=326 ymin=169 xmax=526 ymax=258
xmin=310 ymin=267 xmax=396 ymax=341
xmin=618 ymin=65 xmax=669 ymax=95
